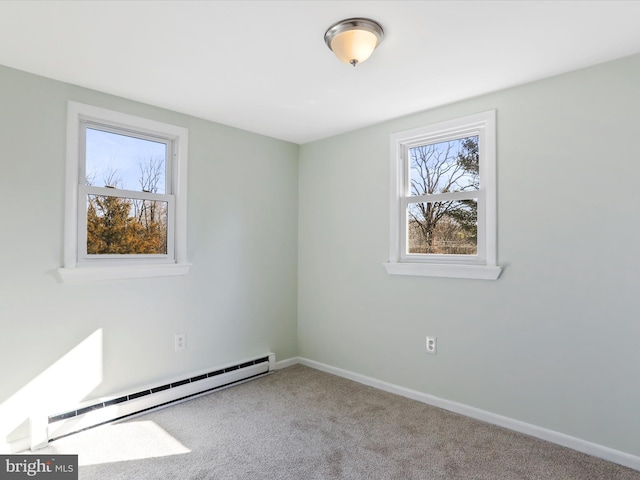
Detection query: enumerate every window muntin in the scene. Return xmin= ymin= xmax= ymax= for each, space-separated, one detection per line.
xmin=385 ymin=110 xmax=500 ymax=279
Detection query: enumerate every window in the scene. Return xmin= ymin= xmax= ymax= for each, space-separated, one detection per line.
xmin=384 ymin=110 xmax=501 ymax=280
xmin=58 ymin=102 xmax=190 ymax=282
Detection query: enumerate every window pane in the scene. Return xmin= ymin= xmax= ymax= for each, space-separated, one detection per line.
xmin=87 ymin=195 xmax=168 ymax=255
xmin=409 ymin=136 xmax=479 ymax=196
xmin=407 ymin=200 xmax=477 ymax=255
xmin=86 ymin=127 xmax=167 ymax=193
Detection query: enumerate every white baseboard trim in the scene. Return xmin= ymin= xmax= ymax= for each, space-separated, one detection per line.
xmin=274 ymin=357 xmax=299 ymax=370
xmin=6 ymin=356 xmax=638 ymax=471
xmin=295 ymin=356 xmax=640 ymax=472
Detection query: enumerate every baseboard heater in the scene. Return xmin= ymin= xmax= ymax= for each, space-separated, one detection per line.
xmin=37 ymin=353 xmax=275 ymax=447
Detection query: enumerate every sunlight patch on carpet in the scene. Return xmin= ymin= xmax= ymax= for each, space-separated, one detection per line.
xmin=36 ymin=421 xmax=191 ymax=466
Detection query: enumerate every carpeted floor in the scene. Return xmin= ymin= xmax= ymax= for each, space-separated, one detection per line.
xmin=37 ymin=365 xmax=640 ymax=479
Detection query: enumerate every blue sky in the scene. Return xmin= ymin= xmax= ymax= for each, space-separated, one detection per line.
xmin=85 ymin=128 xmax=166 ymax=193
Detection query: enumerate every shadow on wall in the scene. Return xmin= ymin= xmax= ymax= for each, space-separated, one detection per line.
xmin=0 ymin=329 xmax=104 ymax=451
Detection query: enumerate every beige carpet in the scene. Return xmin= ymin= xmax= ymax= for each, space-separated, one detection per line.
xmin=38 ymin=365 xmax=640 ymax=479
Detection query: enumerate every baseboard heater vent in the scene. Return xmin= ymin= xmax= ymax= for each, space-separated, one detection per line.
xmin=44 ymin=353 xmax=275 ymax=444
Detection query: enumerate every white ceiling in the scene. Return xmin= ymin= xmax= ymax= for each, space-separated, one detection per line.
xmin=1 ymin=1 xmax=640 ymax=144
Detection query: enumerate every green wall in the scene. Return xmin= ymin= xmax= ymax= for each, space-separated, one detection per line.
xmin=297 ymin=53 xmax=640 ymax=457
xmin=0 ymin=65 xmax=299 ymax=444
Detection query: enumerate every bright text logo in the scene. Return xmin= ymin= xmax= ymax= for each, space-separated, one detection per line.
xmin=0 ymin=455 xmax=77 ymax=479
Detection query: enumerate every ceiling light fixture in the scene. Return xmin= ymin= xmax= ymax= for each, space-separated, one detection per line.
xmin=324 ymin=18 xmax=384 ymax=67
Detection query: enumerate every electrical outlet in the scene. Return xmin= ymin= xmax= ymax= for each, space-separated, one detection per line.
xmin=426 ymin=336 xmax=437 ymax=355
xmin=175 ymin=333 xmax=186 ymax=352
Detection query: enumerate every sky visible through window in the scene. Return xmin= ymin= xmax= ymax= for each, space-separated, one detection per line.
xmin=409 ymin=136 xmax=479 ymax=196
xmin=85 ymin=128 xmax=167 ymax=193
xmin=406 ymin=136 xmax=480 ymax=256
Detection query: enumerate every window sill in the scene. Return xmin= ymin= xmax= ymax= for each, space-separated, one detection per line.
xmin=383 ymin=262 xmax=502 ymax=280
xmin=57 ymin=263 xmax=191 ymax=283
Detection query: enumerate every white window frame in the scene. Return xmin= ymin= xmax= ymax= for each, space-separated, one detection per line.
xmin=384 ymin=110 xmax=501 ymax=280
xmin=58 ymin=101 xmax=190 ymax=282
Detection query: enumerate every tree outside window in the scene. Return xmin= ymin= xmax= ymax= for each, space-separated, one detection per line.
xmin=407 ymin=136 xmax=479 ymax=256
